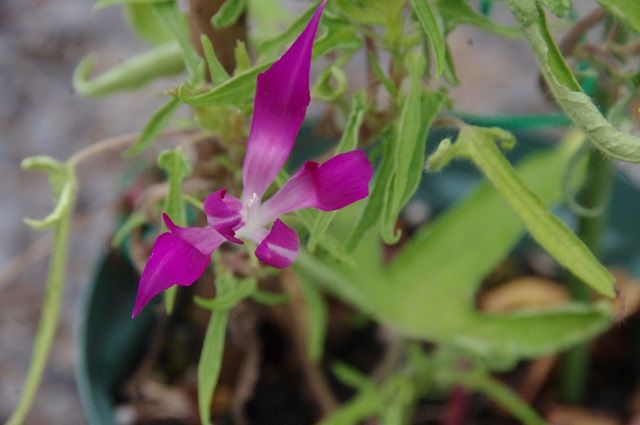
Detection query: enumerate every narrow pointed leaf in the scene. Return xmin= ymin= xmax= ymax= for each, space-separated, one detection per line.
xmin=506 ymin=0 xmax=640 ymax=162
xmin=427 ymin=126 xmax=615 ymax=297
xmin=200 ymin=35 xmax=230 ymax=85
xmin=211 ymin=0 xmax=246 ymax=29
xmin=152 ymin=2 xmax=203 ymax=82
xmin=124 ymin=3 xmax=173 ymax=44
xmin=124 ymin=96 xmax=181 ymax=157
xmin=410 ymin=0 xmax=446 ymax=77
xmin=73 ymin=43 xmax=184 ymax=97
xmin=597 ymin=0 xmax=640 ymax=32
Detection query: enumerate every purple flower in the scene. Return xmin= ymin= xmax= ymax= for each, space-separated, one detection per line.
xmin=132 ymin=0 xmax=373 ymax=318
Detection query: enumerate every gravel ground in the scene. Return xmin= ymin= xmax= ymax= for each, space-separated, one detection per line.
xmin=1 ymin=1 xmax=632 ymax=424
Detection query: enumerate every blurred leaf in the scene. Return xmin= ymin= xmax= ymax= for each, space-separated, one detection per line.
xmin=246 ymin=0 xmax=288 ymax=40
xmin=427 ymin=127 xmax=615 ymax=297
xmin=124 ymin=96 xmax=181 ymax=157
xmin=436 ymin=0 xmax=521 ymax=37
xmin=297 ymin=271 xmax=329 ymax=362
xmin=194 ymin=276 xmax=257 ymax=310
xmin=506 ymin=0 xmax=640 ymax=162
xmin=380 ymin=54 xmax=444 ymax=244
xmin=179 ymin=61 xmax=270 ymax=107
xmin=313 ymin=14 xmax=363 ymax=57
xmin=21 ymin=157 xmax=77 ymax=229
xmin=72 ymin=43 xmax=184 ymax=97
xmin=443 ymin=42 xmax=460 ymax=85
xmin=302 ymin=139 xmax=612 ymax=361
xmin=334 ymin=0 xmax=389 ymax=24
xmin=541 ymin=0 xmax=571 ymax=17
xmin=312 ymin=64 xmax=347 ymax=101
xmin=368 ymin=51 xmax=396 ymax=95
xmin=152 ymin=2 xmax=204 ymax=82
xmin=257 ymin=0 xmax=322 ymax=59
xmin=197 ymin=273 xmax=235 ymax=425
xmin=250 ymin=290 xmax=290 ymax=305
xmin=124 ymin=3 xmax=173 ymax=44
xmin=211 ymin=0 xmax=246 ymax=29
xmin=111 ymin=212 xmax=146 ymax=248
xmin=200 ymin=35 xmax=230 ymax=85
xmin=182 ymin=13 xmax=358 ymax=108
xmin=94 ymin=0 xmax=167 ymax=11
xmin=597 ymin=0 xmax=640 ymax=32
xmin=233 ymin=40 xmax=252 ymax=73
xmin=410 ymin=0 xmax=446 ymax=77
xmin=347 ymin=129 xmax=395 ymax=250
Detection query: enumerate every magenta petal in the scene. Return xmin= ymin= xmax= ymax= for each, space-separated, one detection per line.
xmin=132 ymin=233 xmax=211 ymax=318
xmin=258 ymin=150 xmax=373 ymax=222
xmin=255 ymin=219 xmax=300 ymax=269
xmin=162 ymin=214 xmax=227 ymax=254
xmin=203 ymin=190 xmax=243 ymax=244
xmin=132 ymin=215 xmax=225 ymax=318
xmin=241 ymin=0 xmax=326 ymax=202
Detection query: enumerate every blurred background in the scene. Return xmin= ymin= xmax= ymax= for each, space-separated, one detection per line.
xmin=0 ymin=0 xmax=611 ymax=423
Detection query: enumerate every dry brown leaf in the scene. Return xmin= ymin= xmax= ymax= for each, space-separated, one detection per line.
xmin=478 ymin=276 xmax=569 ymax=313
xmin=547 ymin=404 xmax=621 ymax=425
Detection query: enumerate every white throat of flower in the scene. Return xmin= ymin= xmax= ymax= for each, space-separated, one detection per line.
xmin=237 ymin=192 xmax=267 ymax=242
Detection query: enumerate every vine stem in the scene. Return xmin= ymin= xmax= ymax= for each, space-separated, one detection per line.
xmin=6 ymin=128 xmax=192 ymax=425
xmin=560 ymin=150 xmax=613 ymax=403
xmin=5 ymin=197 xmax=74 ymax=425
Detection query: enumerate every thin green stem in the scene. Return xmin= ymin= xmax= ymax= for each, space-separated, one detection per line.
xmin=457 ymin=370 xmax=546 ymax=425
xmin=6 ymin=197 xmax=75 ymax=425
xmin=560 ymin=150 xmax=613 ymax=403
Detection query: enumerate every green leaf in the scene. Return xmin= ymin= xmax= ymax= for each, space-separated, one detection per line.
xmin=200 ymin=35 xmax=230 ymax=85
xmin=182 ymin=12 xmax=358 ymax=108
xmin=297 ymin=271 xmax=329 ymax=362
xmin=197 ymin=273 xmax=234 ymax=425
xmin=250 ymin=290 xmax=290 ymax=305
xmin=257 ymin=0 xmax=322 ymax=60
xmin=541 ymin=0 xmax=571 ymax=17
xmin=308 ymin=94 xmax=366 ymax=252
xmin=94 ymin=0 xmax=167 ymax=11
xmin=211 ymin=0 xmax=246 ymax=29
xmin=312 ymin=64 xmax=348 ymax=101
xmin=194 ymin=277 xmax=257 ymax=311
xmin=233 ymin=40 xmax=252 ymax=73
xmin=152 ymin=2 xmax=204 ymax=82
xmin=347 ymin=129 xmax=395 ymax=250
xmin=410 ymin=0 xmax=446 ymax=77
xmin=124 ymin=3 xmax=174 ymax=44
xmin=124 ymin=96 xmax=181 ymax=157
xmin=72 ymin=42 xmax=184 ymax=97
xmin=436 ymin=0 xmax=521 ymax=37
xmin=179 ymin=61 xmax=270 ymax=107
xmin=245 ymin=0 xmax=288 ymax=40
xmin=427 ymin=126 xmax=615 ymax=297
xmin=368 ymin=51 xmax=397 ymax=95
xmin=302 ymin=137 xmax=612 ymax=360
xmin=157 ymin=148 xmax=192 ymax=312
xmin=507 ymin=0 xmax=640 ymax=162
xmin=597 ymin=0 xmax=640 ymax=32
xmin=21 ymin=157 xmax=77 ymax=230
xmin=334 ymin=0 xmax=388 ymax=25
xmin=313 ymin=14 xmax=363 ymax=58
xmin=380 ymin=55 xmax=444 ymax=244
xmin=111 ymin=212 xmax=146 ymax=248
